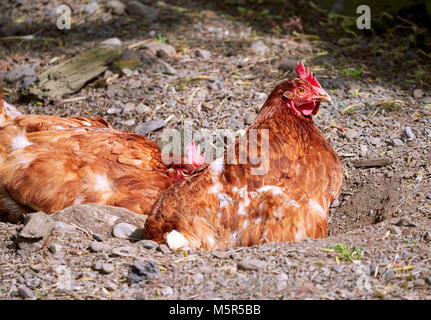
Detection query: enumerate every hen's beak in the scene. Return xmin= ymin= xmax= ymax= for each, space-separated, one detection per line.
xmin=315 ymin=91 xmax=332 ymax=104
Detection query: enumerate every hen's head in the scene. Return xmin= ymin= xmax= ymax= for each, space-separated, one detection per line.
xmin=266 ymin=62 xmax=331 ymax=117
xmin=166 ymin=141 xmax=205 ymax=183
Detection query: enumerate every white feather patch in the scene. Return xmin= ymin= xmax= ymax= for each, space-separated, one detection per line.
xmin=209 ymin=157 xmax=224 ymax=182
xmin=11 ymin=135 xmax=32 ymax=151
xmin=309 ymin=199 xmax=326 ymax=218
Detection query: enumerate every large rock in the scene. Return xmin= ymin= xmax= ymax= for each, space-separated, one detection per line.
xmin=17 ymin=212 xmax=56 ymax=252
xmin=51 ymin=204 xmax=147 ymax=237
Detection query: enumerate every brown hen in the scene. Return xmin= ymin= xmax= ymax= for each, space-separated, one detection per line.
xmin=144 ymin=62 xmax=343 ymax=250
xmin=0 ymin=91 xmax=203 ymax=222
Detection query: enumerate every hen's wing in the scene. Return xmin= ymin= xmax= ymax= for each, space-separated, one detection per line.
xmin=145 ymin=116 xmax=343 ymax=250
xmin=6 ymin=114 xmax=112 ymax=132
xmin=0 ymin=126 xmax=172 ymax=221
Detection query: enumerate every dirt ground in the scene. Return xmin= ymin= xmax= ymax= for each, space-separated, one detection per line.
xmin=0 ymin=0 xmax=430 ymax=300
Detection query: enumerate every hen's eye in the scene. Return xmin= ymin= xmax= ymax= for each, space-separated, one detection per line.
xmin=181 ymin=170 xmax=188 ymax=176
xmin=297 ymin=88 xmax=305 ymax=94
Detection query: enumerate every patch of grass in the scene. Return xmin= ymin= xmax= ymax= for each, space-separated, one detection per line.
xmin=376 ymin=101 xmax=400 ymax=112
xmin=401 ymin=239 xmax=417 ymax=245
xmin=328 ymin=243 xmax=363 ymax=262
xmin=157 ymin=34 xmax=165 ymax=44
xmin=342 ymin=67 xmax=364 ymax=79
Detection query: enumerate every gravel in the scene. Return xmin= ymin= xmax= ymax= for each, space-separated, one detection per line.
xmin=1 ymin=0 xmax=430 ymax=301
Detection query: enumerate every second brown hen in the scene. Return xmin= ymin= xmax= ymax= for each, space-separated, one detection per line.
xmin=0 ymin=93 xmax=204 ymax=222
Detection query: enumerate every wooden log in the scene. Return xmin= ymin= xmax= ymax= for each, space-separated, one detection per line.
xmin=28 ymin=38 xmax=124 ymax=101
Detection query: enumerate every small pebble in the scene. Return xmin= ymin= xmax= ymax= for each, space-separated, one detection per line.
xmin=101 ymin=263 xmax=114 ymax=274
xmin=195 ymin=49 xmax=211 ymax=60
xmin=370 ymin=137 xmax=381 ymax=145
xmin=388 ymin=225 xmax=402 ymax=235
xmin=332 ymin=265 xmax=343 ymax=273
xmin=93 ymin=233 xmax=108 ymax=242
xmin=393 ymin=138 xmax=403 ymax=147
xmin=18 ymin=285 xmax=34 ymax=299
xmin=237 ymin=259 xmax=266 ymax=271
xmin=160 ymin=286 xmax=174 ymax=296
xmin=89 ymin=241 xmax=111 ymax=253
xmin=111 ymin=246 xmax=138 ymax=257
xmin=413 ymin=89 xmax=424 ymax=99
xmin=331 ymin=199 xmax=340 ymax=208
xmin=92 ymin=259 xmax=104 ymax=271
xmin=112 ymin=222 xmax=138 ymax=239
xmin=48 ymin=243 xmax=62 ymax=254
xmin=404 ymin=127 xmax=415 ymax=140
xmin=385 ymin=269 xmax=395 ymax=281
xmin=343 ymin=129 xmax=359 ymax=140
xmin=135 ymin=240 xmax=158 ymax=250
xmin=157 ymin=244 xmax=171 ymax=254
xmin=128 ymin=260 xmax=161 ymax=283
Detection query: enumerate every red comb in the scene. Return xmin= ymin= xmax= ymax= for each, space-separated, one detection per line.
xmin=295 ymin=62 xmax=322 ymax=89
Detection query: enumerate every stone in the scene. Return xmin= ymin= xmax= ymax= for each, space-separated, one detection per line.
xmin=135 ymin=240 xmax=158 ymax=250
xmin=100 ymin=38 xmax=122 ymax=47
xmin=237 ymin=259 xmax=266 ymax=271
xmin=331 ymin=199 xmax=340 ymax=208
xmin=19 ymin=212 xmax=55 ymax=240
xmin=4 ymin=64 xmax=36 ymax=83
xmin=106 ymin=0 xmax=125 ymax=15
xmin=158 ymin=60 xmax=177 ymax=75
xmin=111 ymin=246 xmax=138 ymax=257
xmin=195 ymin=49 xmax=211 ymax=60
xmin=54 ymin=221 xmax=76 ymax=231
xmin=125 ymin=2 xmax=160 ymax=24
xmin=52 ymin=204 xmax=147 ymax=238
xmin=26 ymin=278 xmax=41 ymax=289
xmin=136 ymin=103 xmax=152 ymax=114
xmin=106 ymin=107 xmax=122 ymax=114
xmin=385 ymin=269 xmax=395 ymax=281
xmin=143 ymin=41 xmax=176 ymax=58
xmin=332 ymin=264 xmax=343 ymax=273
xmin=245 ymin=113 xmax=256 ymax=125
xmin=93 ymin=233 xmax=108 ymax=242
xmin=89 ymin=241 xmax=112 ymax=253
xmin=388 ymin=225 xmax=402 ymax=235
xmin=404 ymin=127 xmax=415 ymax=140
xmin=93 ymin=260 xmax=104 ymax=271
xmin=370 ymin=137 xmax=381 ymax=145
xmin=101 ymin=263 xmax=114 ymax=274
xmin=18 ymin=285 xmax=34 ymax=299
xmin=160 ymin=286 xmax=173 ymax=295
xmin=48 ymin=243 xmax=62 ymax=255
xmin=123 ymin=102 xmax=136 ymax=112
xmin=413 ymin=89 xmax=424 ymax=99
xmin=207 ymin=77 xmax=224 ymax=91
xmin=127 ymin=260 xmax=161 ymax=283
xmin=343 ymin=129 xmax=359 ymax=140
xmin=135 ymin=119 xmax=165 ymax=135
xmin=393 ymin=138 xmax=403 ymax=147
xmin=156 ymin=244 xmax=171 ymax=254
xmin=83 ymin=1 xmax=99 ymax=14
xmin=251 ymin=41 xmax=269 ymax=55
xmin=112 ymin=222 xmax=145 ymax=240
xmin=124 ymin=119 xmax=136 ymax=126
